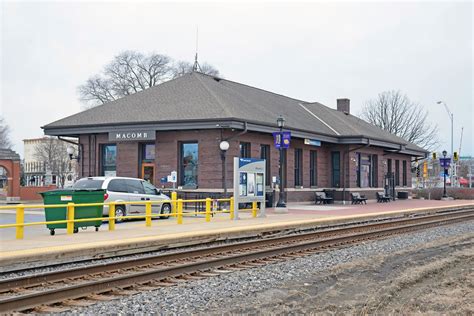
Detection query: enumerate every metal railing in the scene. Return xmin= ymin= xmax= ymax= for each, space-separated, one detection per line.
xmin=0 ymin=193 xmax=261 ymax=240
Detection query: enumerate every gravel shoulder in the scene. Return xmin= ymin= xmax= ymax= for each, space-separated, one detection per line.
xmin=216 ymin=234 xmax=473 ymax=315
xmin=66 ymin=221 xmax=473 ymax=315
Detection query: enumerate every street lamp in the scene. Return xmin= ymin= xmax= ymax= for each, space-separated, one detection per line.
xmin=276 ymin=116 xmax=286 ymax=208
xmin=437 ymin=101 xmax=455 ymax=186
xmin=442 ymin=150 xmax=448 ymax=198
xmin=66 ymin=146 xmax=80 ymax=162
xmin=219 ymin=140 xmax=230 ymax=197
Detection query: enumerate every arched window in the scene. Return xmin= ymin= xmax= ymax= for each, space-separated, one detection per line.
xmin=0 ymin=166 xmax=8 ymax=190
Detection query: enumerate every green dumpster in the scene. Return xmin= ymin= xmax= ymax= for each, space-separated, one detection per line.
xmin=40 ymin=189 xmax=105 ymax=235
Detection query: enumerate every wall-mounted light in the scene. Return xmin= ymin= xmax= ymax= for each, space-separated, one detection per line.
xmin=219 ymin=140 xmax=230 ymax=152
xmin=67 ymin=146 xmax=80 ymax=162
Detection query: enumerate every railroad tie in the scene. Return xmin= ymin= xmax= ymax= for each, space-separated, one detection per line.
xmin=63 ymin=299 xmax=96 ymax=307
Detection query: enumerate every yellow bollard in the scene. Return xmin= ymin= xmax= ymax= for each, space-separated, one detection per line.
xmin=145 ymin=202 xmax=152 ymax=227
xmin=16 ymin=205 xmax=25 ymax=240
xmin=205 ymin=198 xmax=211 ymax=222
xmin=67 ymin=202 xmax=75 ymax=235
xmin=252 ymin=201 xmax=258 ymax=218
xmin=109 ymin=203 xmax=116 ymax=231
xmin=171 ymin=191 xmax=177 ymax=217
xmin=177 ymin=199 xmax=183 ymax=224
xmin=230 ymin=197 xmax=234 ymax=220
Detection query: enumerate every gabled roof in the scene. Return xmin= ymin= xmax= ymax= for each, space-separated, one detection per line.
xmin=43 ymin=72 xmax=426 ymax=154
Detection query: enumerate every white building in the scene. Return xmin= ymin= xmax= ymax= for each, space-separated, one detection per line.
xmin=23 ymin=137 xmax=78 ymax=187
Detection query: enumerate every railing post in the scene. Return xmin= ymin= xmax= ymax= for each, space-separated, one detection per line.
xmin=145 ymin=202 xmax=152 ymax=227
xmin=205 ymin=198 xmax=211 ymax=222
xmin=171 ymin=191 xmax=177 ymax=217
xmin=177 ymin=199 xmax=183 ymax=224
xmin=252 ymin=201 xmax=258 ymax=218
xmin=108 ymin=203 xmax=115 ymax=231
xmin=67 ymin=202 xmax=75 ymax=235
xmin=230 ymin=197 xmax=234 ymax=220
xmin=16 ymin=204 xmax=25 ymax=240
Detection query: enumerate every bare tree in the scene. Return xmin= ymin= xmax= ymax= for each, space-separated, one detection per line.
xmin=78 ymin=50 xmax=221 ymax=107
xmin=0 ymin=116 xmax=12 ymax=149
xmin=34 ymin=138 xmax=74 ymax=188
xmin=171 ymin=61 xmax=220 ymax=78
xmin=360 ymin=90 xmax=439 ymax=150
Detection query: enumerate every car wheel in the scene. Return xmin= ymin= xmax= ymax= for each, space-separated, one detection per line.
xmin=160 ymin=203 xmax=172 ymax=219
xmin=115 ymin=206 xmax=126 ymax=223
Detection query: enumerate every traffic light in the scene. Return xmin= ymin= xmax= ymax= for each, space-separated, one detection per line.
xmin=423 ymin=161 xmax=428 ymax=178
xmin=453 ymin=152 xmax=458 ymax=161
xmin=416 ymin=165 xmax=421 ymax=178
xmin=432 ymin=152 xmax=437 ymax=160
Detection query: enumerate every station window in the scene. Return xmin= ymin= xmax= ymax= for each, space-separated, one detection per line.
xmin=179 ymin=142 xmax=198 ymax=187
xmin=402 ymin=160 xmax=407 ymax=186
xmin=141 ymin=143 xmax=155 ymax=161
xmin=356 ymin=153 xmax=377 ymax=188
xmin=395 ymin=160 xmax=400 ymax=186
xmin=240 ymin=142 xmax=251 ymax=158
xmin=294 ymin=148 xmax=302 ymax=186
xmin=260 ymin=144 xmax=271 ymax=185
xmin=101 ymin=144 xmax=117 ymax=177
xmin=310 ymin=150 xmax=317 ymax=187
xmin=331 ymin=151 xmax=340 ymax=188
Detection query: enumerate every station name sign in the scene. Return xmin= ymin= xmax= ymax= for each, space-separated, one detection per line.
xmin=108 ymin=130 xmax=156 ymax=141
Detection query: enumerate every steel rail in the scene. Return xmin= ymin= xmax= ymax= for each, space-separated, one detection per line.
xmin=1 ymin=208 xmax=471 ymax=292
xmin=0 ymin=209 xmax=473 ymax=313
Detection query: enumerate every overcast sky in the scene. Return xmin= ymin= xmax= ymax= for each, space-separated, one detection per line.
xmin=1 ymin=1 xmax=473 ymax=157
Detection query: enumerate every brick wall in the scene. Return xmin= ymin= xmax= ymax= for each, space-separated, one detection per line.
xmin=77 ymin=129 xmax=416 ymax=200
xmin=19 ymin=185 xmax=56 ymax=201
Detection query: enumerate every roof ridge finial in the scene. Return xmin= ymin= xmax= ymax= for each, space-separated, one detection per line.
xmin=192 ymin=26 xmax=202 ymax=72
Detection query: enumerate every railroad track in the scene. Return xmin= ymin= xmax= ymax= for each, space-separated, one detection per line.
xmin=1 ymin=208 xmax=473 ymax=313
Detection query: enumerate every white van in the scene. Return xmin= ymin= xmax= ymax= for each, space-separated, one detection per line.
xmin=73 ymin=176 xmax=171 ymax=221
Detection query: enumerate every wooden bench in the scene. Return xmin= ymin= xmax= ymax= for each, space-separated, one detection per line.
xmin=376 ymin=192 xmax=391 ymax=203
xmin=351 ymin=192 xmax=367 ymax=204
xmin=314 ymin=192 xmax=334 ymax=205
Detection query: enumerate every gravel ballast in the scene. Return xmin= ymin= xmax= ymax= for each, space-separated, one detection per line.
xmin=64 ymin=221 xmax=473 ymax=315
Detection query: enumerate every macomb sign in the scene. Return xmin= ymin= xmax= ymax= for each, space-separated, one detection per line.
xmin=109 ymin=130 xmax=156 ymax=141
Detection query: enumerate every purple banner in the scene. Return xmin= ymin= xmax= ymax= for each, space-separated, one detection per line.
xmin=440 ymin=157 xmax=451 ymax=169
xmin=273 ymin=131 xmax=291 ymax=149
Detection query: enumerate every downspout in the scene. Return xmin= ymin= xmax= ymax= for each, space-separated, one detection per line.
xmin=342 ymin=139 xmax=370 ymax=204
xmin=58 ymin=136 xmax=84 ymax=179
xmin=224 ymin=121 xmax=248 ymax=142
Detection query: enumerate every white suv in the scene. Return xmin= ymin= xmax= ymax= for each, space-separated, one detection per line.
xmin=73 ymin=176 xmax=172 ymax=221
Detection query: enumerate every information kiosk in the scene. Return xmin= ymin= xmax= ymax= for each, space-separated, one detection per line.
xmin=233 ymin=157 xmax=266 ymax=220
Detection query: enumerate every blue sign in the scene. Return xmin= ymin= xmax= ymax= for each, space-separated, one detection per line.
xmin=160 ymin=176 xmax=168 ymax=183
xmin=304 ymin=139 xmax=321 ymax=147
xmin=273 ymin=131 xmax=291 ymax=149
xmin=238 ymin=158 xmax=265 ymax=168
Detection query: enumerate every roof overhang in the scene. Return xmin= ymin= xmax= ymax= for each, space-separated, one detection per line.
xmin=43 ymin=118 xmax=427 ymax=157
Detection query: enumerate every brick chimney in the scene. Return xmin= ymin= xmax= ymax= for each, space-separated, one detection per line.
xmin=337 ymin=98 xmax=350 ymax=114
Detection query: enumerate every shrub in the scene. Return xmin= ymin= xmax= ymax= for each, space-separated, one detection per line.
xmin=413 ymin=188 xmax=474 ymax=200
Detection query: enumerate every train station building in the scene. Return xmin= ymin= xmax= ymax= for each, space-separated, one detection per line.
xmin=42 ymin=72 xmax=427 ymax=201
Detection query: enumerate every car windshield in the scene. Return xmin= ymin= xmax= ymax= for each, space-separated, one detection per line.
xmin=73 ymin=178 xmax=104 ymax=189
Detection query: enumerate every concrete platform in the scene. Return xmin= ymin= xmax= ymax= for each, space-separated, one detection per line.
xmin=1 ymin=199 xmax=473 ymax=272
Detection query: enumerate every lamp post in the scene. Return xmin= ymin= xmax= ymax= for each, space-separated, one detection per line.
xmin=219 ymin=140 xmax=230 ymax=197
xmin=276 ymin=116 xmax=286 ymax=208
xmin=437 ymin=101 xmax=455 ymax=186
xmin=442 ymin=150 xmax=448 ymax=198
